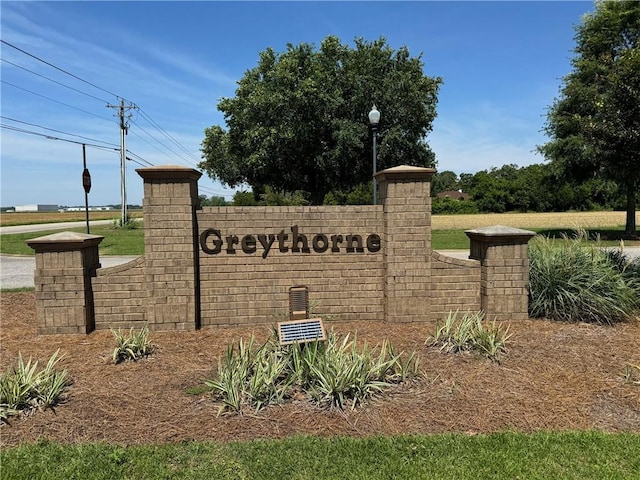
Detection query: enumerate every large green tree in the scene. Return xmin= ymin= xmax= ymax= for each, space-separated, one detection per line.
xmin=539 ymin=0 xmax=640 ymax=235
xmin=200 ymin=36 xmax=442 ymax=204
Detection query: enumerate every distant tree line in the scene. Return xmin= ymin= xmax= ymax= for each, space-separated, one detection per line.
xmin=200 ymin=161 xmax=635 ymax=213
xmin=431 ymin=163 xmax=633 ymax=215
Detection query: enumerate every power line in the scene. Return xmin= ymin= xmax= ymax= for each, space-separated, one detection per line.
xmin=199 ymin=185 xmax=234 ymax=197
xmin=0 ymin=57 xmax=110 ymax=103
xmin=126 ymin=150 xmax=155 ymax=167
xmin=1 ymin=39 xmax=124 ymax=101
xmin=0 ymin=123 xmax=119 ymax=152
xmin=0 ymin=116 xmax=119 ymax=148
xmin=126 ymin=155 xmax=154 ymax=168
xmin=129 ymin=118 xmax=195 ymax=168
xmin=137 ymin=108 xmax=201 ymax=165
xmin=2 ymin=38 xmax=208 ymax=188
xmin=1 ymin=80 xmax=117 ymax=124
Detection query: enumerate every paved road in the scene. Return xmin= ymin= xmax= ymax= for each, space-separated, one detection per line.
xmin=0 ymin=220 xmax=137 ymax=289
xmin=0 ymin=219 xmax=114 ymax=235
xmin=0 ymin=255 xmax=140 ymax=289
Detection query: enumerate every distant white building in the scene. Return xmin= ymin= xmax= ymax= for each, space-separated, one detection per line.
xmin=15 ymin=204 xmax=59 ymax=212
xmin=62 ymin=206 xmax=114 ymax=212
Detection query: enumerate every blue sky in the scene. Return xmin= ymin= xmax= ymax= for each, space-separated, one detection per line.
xmin=1 ymin=1 xmax=594 ymax=208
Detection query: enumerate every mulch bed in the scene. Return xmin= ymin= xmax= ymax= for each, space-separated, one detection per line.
xmin=1 ymin=292 xmax=639 ymax=447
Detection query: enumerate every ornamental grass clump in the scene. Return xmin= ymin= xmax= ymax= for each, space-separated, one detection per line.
xmin=528 ymin=231 xmax=640 ymax=324
xmin=205 ymin=330 xmax=419 ymax=415
xmin=0 ymin=350 xmax=69 ymax=422
xmin=620 ymin=364 xmax=640 ymax=385
xmin=111 ymin=326 xmax=154 ymax=364
xmin=426 ymin=310 xmax=511 ymax=362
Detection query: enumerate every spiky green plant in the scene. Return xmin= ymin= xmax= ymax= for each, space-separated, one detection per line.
xmin=620 ymin=364 xmax=640 ymax=385
xmin=427 ymin=310 xmax=511 ymax=362
xmin=0 ymin=350 xmax=69 ymax=422
xmin=205 ymin=341 xmax=250 ymax=414
xmin=529 ymin=231 xmax=640 ymax=324
xmin=205 ymin=330 xmax=420 ymax=414
xmin=111 ymin=326 xmax=154 ymax=364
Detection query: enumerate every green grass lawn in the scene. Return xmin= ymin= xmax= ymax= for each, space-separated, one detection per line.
xmin=0 ymin=226 xmax=144 ymax=256
xmin=2 ymin=432 xmax=638 ymax=479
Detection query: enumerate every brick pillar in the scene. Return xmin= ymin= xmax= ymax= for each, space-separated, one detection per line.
xmin=27 ymin=232 xmax=103 ymax=334
xmin=376 ymin=165 xmax=435 ymax=322
xmin=136 ymin=165 xmax=202 ymax=331
xmin=466 ymin=225 xmax=536 ymax=321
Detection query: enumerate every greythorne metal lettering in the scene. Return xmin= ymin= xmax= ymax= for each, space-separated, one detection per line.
xmin=200 ymin=225 xmax=381 ymax=259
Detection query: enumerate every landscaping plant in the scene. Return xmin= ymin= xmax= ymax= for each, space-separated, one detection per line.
xmin=620 ymin=364 xmax=640 ymax=385
xmin=111 ymin=326 xmax=154 ymax=364
xmin=205 ymin=330 xmax=419 ymax=415
xmin=528 ymin=231 xmax=640 ymax=324
xmin=0 ymin=350 xmax=69 ymax=422
xmin=426 ymin=310 xmax=511 ymax=362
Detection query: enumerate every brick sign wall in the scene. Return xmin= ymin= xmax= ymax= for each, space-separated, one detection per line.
xmin=28 ymin=164 xmax=535 ymax=335
xmin=197 ymin=206 xmax=384 ymax=326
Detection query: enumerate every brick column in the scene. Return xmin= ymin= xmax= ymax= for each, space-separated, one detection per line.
xmin=466 ymin=225 xmax=536 ymax=321
xmin=136 ymin=165 xmax=202 ymax=331
xmin=376 ymin=165 xmax=435 ymax=322
xmin=27 ymin=232 xmax=103 ymax=334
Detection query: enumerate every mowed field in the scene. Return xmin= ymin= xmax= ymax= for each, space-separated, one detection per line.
xmin=432 ymin=210 xmax=638 ymax=230
xmin=2 ymin=209 xmax=637 ymax=229
xmin=0 ymin=210 xmax=143 ymax=227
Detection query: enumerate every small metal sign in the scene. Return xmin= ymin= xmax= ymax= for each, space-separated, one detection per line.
xmin=82 ymin=168 xmax=92 ymax=194
xmin=277 ymin=318 xmax=326 ymax=345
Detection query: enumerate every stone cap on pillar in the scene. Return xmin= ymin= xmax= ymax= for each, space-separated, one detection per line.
xmin=26 ymin=231 xmax=104 ymax=253
xmin=465 ymin=225 xmax=536 ymax=245
xmin=136 ymin=165 xmax=202 ymax=182
xmin=374 ymin=165 xmax=436 ymax=182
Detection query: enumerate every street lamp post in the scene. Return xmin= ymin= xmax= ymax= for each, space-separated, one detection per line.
xmin=368 ymin=105 xmax=381 ymax=205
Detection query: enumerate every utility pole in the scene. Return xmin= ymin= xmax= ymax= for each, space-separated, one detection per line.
xmin=107 ymin=99 xmax=137 ymax=225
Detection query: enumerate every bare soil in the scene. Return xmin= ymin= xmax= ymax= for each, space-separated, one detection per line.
xmin=1 ymin=292 xmax=639 ymax=447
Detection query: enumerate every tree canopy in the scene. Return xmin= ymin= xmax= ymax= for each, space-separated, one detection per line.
xmin=539 ymin=0 xmax=640 ymax=235
xmin=199 ymin=36 xmax=442 ymax=204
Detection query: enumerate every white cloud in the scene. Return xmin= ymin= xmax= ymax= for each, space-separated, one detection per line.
xmin=429 ymin=101 xmax=546 ymax=174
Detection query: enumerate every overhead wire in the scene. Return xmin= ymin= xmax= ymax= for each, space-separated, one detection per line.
xmin=0 ymin=115 xmax=119 ymax=148
xmin=1 ymin=39 xmax=125 ymax=101
xmin=2 ymin=39 xmax=216 ymax=191
xmin=0 ymin=58 xmax=110 ymax=103
xmin=1 ymin=80 xmax=117 ymax=124
xmin=136 ymin=108 xmax=201 ymax=165
xmin=0 ymin=123 xmax=119 ymax=152
xmin=125 ymin=150 xmax=155 ymax=167
xmin=129 ymin=118 xmax=195 ymax=168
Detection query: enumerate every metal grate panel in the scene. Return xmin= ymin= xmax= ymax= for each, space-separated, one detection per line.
xmin=277 ymin=318 xmax=326 ymax=345
xmin=289 ymin=285 xmax=309 ymax=320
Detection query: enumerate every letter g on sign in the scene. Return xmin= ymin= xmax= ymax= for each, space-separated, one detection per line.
xmin=200 ymin=229 xmax=223 ymax=254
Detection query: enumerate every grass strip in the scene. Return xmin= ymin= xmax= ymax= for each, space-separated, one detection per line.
xmin=0 ymin=226 xmax=144 ymax=256
xmin=2 ymin=432 xmax=639 ymax=479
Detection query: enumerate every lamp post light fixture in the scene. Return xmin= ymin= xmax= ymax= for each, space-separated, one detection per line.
xmin=368 ymin=104 xmax=381 ymax=205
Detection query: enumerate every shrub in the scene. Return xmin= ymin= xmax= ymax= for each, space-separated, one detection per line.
xmin=205 ymin=331 xmax=419 ymax=415
xmin=0 ymin=350 xmax=69 ymax=422
xmin=111 ymin=216 xmax=140 ymax=230
xmin=431 ymin=197 xmax=479 ymax=215
xmin=111 ymin=326 xmax=154 ymax=364
xmin=528 ymin=232 xmax=640 ymax=324
xmin=426 ymin=310 xmax=511 ymax=362
xmin=232 ymin=191 xmax=258 ymax=206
